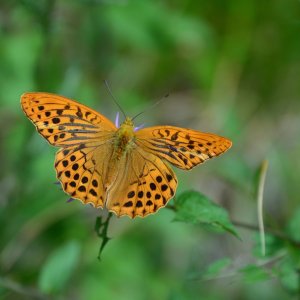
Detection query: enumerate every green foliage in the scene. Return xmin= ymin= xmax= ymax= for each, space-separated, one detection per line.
xmin=202 ymin=257 xmax=232 ymax=279
xmin=174 ymin=190 xmax=238 ymax=238
xmin=253 ymin=233 xmax=285 ymax=258
xmin=286 ymin=207 xmax=300 ymax=243
xmin=277 ymin=258 xmax=300 ymax=294
xmin=38 ymin=241 xmax=81 ymax=295
xmin=240 ymin=265 xmax=270 ymax=283
xmin=94 ymin=213 xmax=112 ymax=260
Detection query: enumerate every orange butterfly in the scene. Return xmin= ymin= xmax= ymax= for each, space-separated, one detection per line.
xmin=21 ymin=92 xmax=232 ymax=218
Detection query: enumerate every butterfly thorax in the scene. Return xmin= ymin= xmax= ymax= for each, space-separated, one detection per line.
xmin=113 ymin=117 xmax=136 ymax=159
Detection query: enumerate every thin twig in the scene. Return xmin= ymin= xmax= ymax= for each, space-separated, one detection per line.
xmin=168 ymin=199 xmax=300 ymax=247
xmin=0 ymin=277 xmax=49 ymax=300
xmin=190 ymin=252 xmax=286 ymax=282
xmin=257 ymin=160 xmax=269 ymax=256
xmin=0 ymin=202 xmax=79 ymax=272
xmin=232 ymin=220 xmax=300 ymax=247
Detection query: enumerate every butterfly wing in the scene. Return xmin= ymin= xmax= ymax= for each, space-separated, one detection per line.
xmin=21 ymin=92 xmax=116 ymax=146
xmin=21 ymin=93 xmax=232 ymax=218
xmin=21 ymin=92 xmax=117 ymax=207
xmin=135 ymin=126 xmax=232 ymax=170
xmin=105 ymin=147 xmax=177 ymax=218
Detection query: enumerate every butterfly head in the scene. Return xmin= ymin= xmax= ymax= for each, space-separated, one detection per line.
xmin=122 ymin=116 xmax=134 ymax=127
xmin=117 ymin=114 xmax=144 ymax=132
xmin=117 ymin=117 xmax=135 ymax=139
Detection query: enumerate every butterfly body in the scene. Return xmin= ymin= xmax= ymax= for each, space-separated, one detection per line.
xmin=103 ymin=117 xmax=137 ymax=193
xmin=21 ymin=92 xmax=232 ymax=218
xmin=113 ymin=117 xmax=136 ymax=160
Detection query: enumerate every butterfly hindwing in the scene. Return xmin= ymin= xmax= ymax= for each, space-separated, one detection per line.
xmin=106 ymin=148 xmax=178 ymax=218
xmin=135 ymin=126 xmax=232 ymax=170
xmin=55 ymin=141 xmax=115 ymax=208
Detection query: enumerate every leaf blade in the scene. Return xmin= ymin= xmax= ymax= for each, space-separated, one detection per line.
xmin=174 ymin=190 xmax=239 ymax=238
xmin=38 ymin=240 xmax=81 ymax=295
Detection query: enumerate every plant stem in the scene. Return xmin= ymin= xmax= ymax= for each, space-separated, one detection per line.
xmin=0 ymin=277 xmax=48 ymax=300
xmin=94 ymin=212 xmax=113 ymax=260
xmin=232 ymin=220 xmax=300 ymax=247
xmin=167 ymin=203 xmax=300 ymax=247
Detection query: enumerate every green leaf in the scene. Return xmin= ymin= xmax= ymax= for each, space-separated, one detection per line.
xmin=253 ymin=233 xmax=285 ymax=258
xmin=278 ymin=258 xmax=299 ymax=293
xmin=94 ymin=213 xmax=113 ymax=260
xmin=188 ymin=257 xmax=232 ymax=280
xmin=286 ymin=207 xmax=300 ymax=242
xmin=240 ymin=265 xmax=270 ymax=283
xmin=203 ymin=257 xmax=232 ymax=278
xmin=38 ymin=241 xmax=81 ymax=295
xmin=174 ymin=190 xmax=239 ymax=238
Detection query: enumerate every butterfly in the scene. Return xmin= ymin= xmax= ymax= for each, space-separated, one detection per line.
xmin=21 ymin=92 xmax=232 ymax=218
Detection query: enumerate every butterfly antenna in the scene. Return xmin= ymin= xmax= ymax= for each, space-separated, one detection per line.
xmin=132 ymin=93 xmax=169 ymax=121
xmin=103 ymin=80 xmax=127 ymax=119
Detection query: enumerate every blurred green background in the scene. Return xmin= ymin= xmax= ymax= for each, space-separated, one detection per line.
xmin=1 ymin=0 xmax=300 ymax=299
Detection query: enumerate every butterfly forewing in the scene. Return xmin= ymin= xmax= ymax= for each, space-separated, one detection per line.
xmin=21 ymin=92 xmax=116 ymax=146
xmin=135 ymin=126 xmax=232 ymax=170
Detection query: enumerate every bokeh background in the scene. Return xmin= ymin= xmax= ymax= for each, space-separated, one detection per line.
xmin=1 ymin=0 xmax=300 ymax=299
